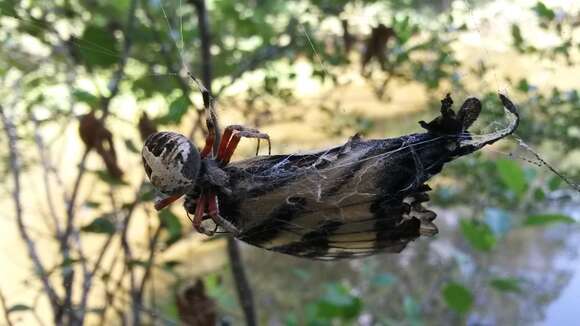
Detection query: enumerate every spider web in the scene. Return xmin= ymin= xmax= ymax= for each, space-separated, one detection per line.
xmin=148 ymin=0 xmax=579 ymax=252
xmin=192 ymin=97 xmax=519 ymax=257
xmin=2 ymin=0 xmax=578 ymax=323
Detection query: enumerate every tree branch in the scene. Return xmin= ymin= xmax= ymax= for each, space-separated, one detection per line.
xmin=190 ymin=1 xmax=257 ymax=325
xmin=77 ymin=180 xmax=144 ymax=320
xmin=136 ymin=221 xmax=163 ymax=301
xmin=0 ymin=288 xmax=14 ymax=326
xmin=31 ymin=114 xmax=63 ymax=238
xmin=0 ymin=107 xmax=61 ymax=319
xmin=226 ymin=239 xmax=257 ymax=326
xmin=60 ymin=0 xmax=139 ymax=323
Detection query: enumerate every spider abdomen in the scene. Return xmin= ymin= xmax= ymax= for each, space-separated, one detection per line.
xmin=142 ymin=131 xmax=201 ymax=196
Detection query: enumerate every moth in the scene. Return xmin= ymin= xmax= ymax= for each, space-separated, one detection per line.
xmin=142 ymin=91 xmax=519 ymax=260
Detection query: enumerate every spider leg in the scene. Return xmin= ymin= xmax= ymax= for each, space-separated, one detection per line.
xmin=207 ymin=192 xmax=240 ymax=236
xmin=217 ymin=125 xmax=271 ymax=165
xmin=193 ymin=194 xmax=212 ymax=235
xmin=154 ymin=194 xmax=183 ymax=211
xmin=187 ymin=73 xmax=270 ymax=162
xmin=187 ymin=72 xmax=218 ymax=159
xmin=200 ymin=119 xmax=216 ymax=159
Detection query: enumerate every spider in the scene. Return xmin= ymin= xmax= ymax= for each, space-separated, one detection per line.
xmin=141 ymin=76 xmax=270 ymax=236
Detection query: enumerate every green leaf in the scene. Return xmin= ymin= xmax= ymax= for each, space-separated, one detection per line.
xmin=533 ymin=2 xmax=555 ymax=21
xmin=442 ymin=283 xmax=473 ymax=314
xmin=124 ymin=139 xmax=139 ymax=153
xmin=490 ymin=278 xmax=522 ymax=293
xmin=496 ymin=159 xmax=527 ymax=197
xmin=523 ymin=214 xmax=574 ymax=227
xmin=60 ymin=257 xmax=83 ymax=268
xmin=8 ymin=304 xmax=31 ymax=313
xmin=128 ymin=259 xmax=150 ymax=268
xmin=511 ymin=24 xmax=525 ymax=51
xmin=139 ymin=188 xmax=156 ymax=202
xmin=0 ymin=0 xmax=18 ymax=17
xmin=72 ymin=89 xmax=99 ymax=106
xmin=159 ymin=210 xmax=183 ymax=246
xmin=516 ymin=79 xmax=530 ymax=93
xmin=94 ymin=170 xmax=127 ymax=186
xmin=81 ymin=217 xmax=116 ymax=234
xmin=313 ymin=283 xmax=363 ymax=320
xmin=87 ymin=307 xmax=106 ymax=315
xmin=132 ymin=75 xmax=179 ymax=99
xmin=548 ymin=176 xmax=563 ymax=191
xmin=110 ymin=0 xmax=130 ymax=13
xmin=460 ymin=219 xmax=496 ymax=251
xmin=84 ymin=201 xmax=101 ymax=208
xmin=78 ymin=25 xmax=120 ymax=68
xmin=158 ymin=96 xmax=190 ymax=124
xmin=161 ymin=260 xmax=182 ymax=271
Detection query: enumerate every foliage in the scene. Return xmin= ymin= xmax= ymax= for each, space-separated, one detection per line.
xmin=460 ymin=219 xmax=497 ymax=252
xmin=305 ymin=283 xmax=363 ymax=323
xmin=523 ymin=214 xmax=575 ymax=227
xmin=0 ymin=0 xmax=578 ymax=324
xmin=442 ymin=283 xmax=474 ymax=315
xmin=489 ymin=278 xmax=522 ymax=294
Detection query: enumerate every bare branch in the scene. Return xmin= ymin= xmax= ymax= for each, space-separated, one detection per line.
xmin=137 ymin=222 xmax=163 ymax=301
xmin=58 ymin=0 xmax=139 ymax=322
xmin=96 ymin=245 xmax=125 ymax=325
xmin=190 ymin=1 xmax=258 ymax=325
xmin=0 ymin=107 xmax=61 ymax=318
xmin=31 ymin=114 xmax=63 ymax=238
xmin=226 ymin=239 xmax=257 ymax=326
xmin=118 ymin=190 xmax=140 ymax=325
xmin=0 ymin=288 xmax=14 ymax=326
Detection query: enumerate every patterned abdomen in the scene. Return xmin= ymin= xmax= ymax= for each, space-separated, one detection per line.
xmin=142 ymin=132 xmax=200 ymax=196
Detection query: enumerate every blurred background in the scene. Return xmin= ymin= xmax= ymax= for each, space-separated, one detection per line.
xmin=1 ymin=0 xmax=579 ymax=325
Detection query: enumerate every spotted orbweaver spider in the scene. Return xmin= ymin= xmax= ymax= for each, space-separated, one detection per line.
xmin=141 ymin=81 xmax=270 ymax=236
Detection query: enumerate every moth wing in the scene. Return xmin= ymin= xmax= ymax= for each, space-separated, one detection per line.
xmin=220 ymin=138 xmax=438 ymax=260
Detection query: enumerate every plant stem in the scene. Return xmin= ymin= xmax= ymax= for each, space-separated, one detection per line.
xmin=190 ymin=1 xmax=257 ymax=324
xmin=0 ymin=107 xmax=61 ymax=322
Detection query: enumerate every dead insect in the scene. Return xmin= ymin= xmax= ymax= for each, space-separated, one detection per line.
xmin=142 ymin=90 xmax=519 ymax=260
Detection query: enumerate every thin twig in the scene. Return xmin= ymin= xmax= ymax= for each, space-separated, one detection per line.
xmin=31 ymin=288 xmax=48 ymax=326
xmin=96 ymin=244 xmax=125 ymax=325
xmin=78 ymin=232 xmax=115 ymax=315
xmin=226 ymin=239 xmax=257 ymax=326
xmin=137 ymin=223 xmax=163 ymax=300
xmin=0 ymin=288 xmax=14 ymax=326
xmin=78 ymin=180 xmax=143 ymax=319
xmin=190 ymin=1 xmax=257 ymax=325
xmin=58 ymin=0 xmax=139 ymax=323
xmin=0 ymin=107 xmax=61 ymax=319
xmin=117 ymin=190 xmax=140 ymax=325
xmin=31 ymin=114 xmax=63 ymax=238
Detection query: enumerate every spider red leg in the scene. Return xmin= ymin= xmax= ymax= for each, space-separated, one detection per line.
xmin=154 ymin=194 xmax=183 ymax=211
xmin=200 ymin=120 xmax=216 ymax=159
xmin=206 ymin=192 xmax=240 ymax=236
xmin=217 ymin=126 xmax=235 ymax=159
xmin=217 ymin=125 xmax=271 ymax=165
xmin=193 ymin=193 xmax=209 ymax=234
